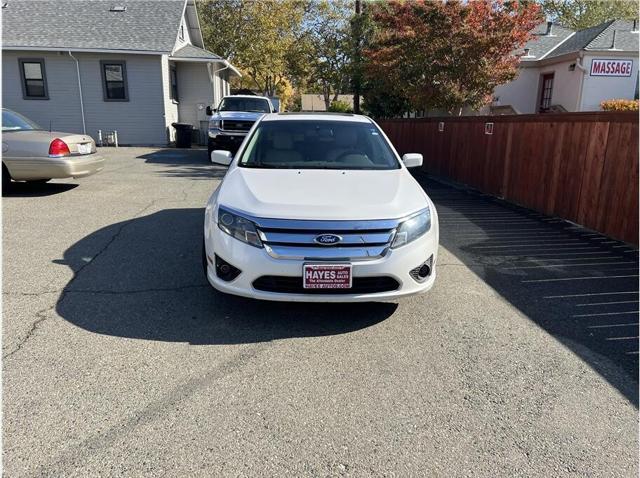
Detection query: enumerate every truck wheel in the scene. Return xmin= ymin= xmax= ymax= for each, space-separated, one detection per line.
xmin=207 ymin=139 xmax=217 ymax=159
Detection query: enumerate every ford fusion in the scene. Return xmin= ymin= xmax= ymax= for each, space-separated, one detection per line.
xmin=203 ymin=113 xmax=438 ymax=302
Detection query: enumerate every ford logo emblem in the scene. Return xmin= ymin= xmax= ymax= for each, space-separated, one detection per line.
xmin=314 ymin=234 xmax=342 ymax=245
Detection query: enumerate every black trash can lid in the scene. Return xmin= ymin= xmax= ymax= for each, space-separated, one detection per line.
xmin=171 ymin=122 xmax=192 ymax=128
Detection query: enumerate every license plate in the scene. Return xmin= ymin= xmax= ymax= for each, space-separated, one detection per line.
xmin=303 ymin=264 xmax=352 ymax=289
xmin=77 ymin=143 xmax=92 ymax=154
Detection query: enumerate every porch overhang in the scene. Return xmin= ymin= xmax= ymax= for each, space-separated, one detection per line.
xmin=169 ymin=44 xmax=241 ymax=77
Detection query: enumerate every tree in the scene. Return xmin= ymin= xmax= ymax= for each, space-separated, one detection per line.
xmin=328 ymin=99 xmax=354 ymax=113
xmin=301 ymin=0 xmax=354 ymax=110
xmin=362 ymin=0 xmax=542 ymax=116
xmin=198 ymin=0 xmax=307 ymax=104
xmin=540 ymin=0 xmax=638 ymax=30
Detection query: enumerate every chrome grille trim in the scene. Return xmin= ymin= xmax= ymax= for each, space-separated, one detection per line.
xmin=254 ymin=217 xmax=400 ymax=231
xmin=264 ymin=244 xmax=389 ymax=261
xmin=258 ymin=230 xmax=394 ymax=246
xmin=217 ymin=205 xmax=430 ymax=261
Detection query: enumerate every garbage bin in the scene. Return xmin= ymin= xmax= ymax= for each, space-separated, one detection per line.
xmin=172 ymin=122 xmax=193 ymax=148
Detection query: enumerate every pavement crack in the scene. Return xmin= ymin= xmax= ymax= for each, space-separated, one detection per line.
xmin=65 ymin=284 xmax=209 ymax=295
xmin=66 ymin=199 xmax=159 ymax=284
xmin=37 ymin=343 xmax=269 ymax=475
xmin=3 ymin=304 xmax=54 ymax=359
xmin=4 ymin=199 xmax=160 ymax=360
xmin=2 ymin=290 xmax=59 ymax=297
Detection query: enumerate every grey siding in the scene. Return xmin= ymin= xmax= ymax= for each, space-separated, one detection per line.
xmin=161 ymin=55 xmax=179 ymax=142
xmin=175 ymin=61 xmax=214 ymax=131
xmin=3 ymin=51 xmax=167 ymax=145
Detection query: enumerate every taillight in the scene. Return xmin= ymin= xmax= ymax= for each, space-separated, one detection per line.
xmin=49 ymin=138 xmax=70 ymax=157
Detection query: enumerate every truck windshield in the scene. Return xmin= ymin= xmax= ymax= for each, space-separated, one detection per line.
xmin=237 ymin=120 xmax=400 ymax=170
xmin=219 ymin=97 xmax=271 ymax=113
xmin=2 ymin=109 xmax=41 ymax=132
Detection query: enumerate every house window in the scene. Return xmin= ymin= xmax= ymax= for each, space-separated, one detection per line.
xmin=538 ymin=73 xmax=554 ymax=113
xmin=101 ymin=61 xmax=128 ymax=101
xmin=170 ymin=65 xmax=179 ymax=101
xmin=19 ymin=59 xmax=48 ymax=99
xmin=179 ymin=25 xmax=184 ymax=41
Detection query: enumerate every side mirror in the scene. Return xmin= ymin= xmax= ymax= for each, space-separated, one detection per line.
xmin=211 ymin=149 xmax=233 ymax=166
xmin=206 ymin=106 xmax=217 ymax=116
xmin=402 ymin=153 xmax=423 ymax=169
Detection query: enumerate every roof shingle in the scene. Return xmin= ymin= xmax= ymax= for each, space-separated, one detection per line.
xmin=546 ymin=19 xmax=639 ymax=59
xmin=519 ymin=22 xmax=575 ymax=59
xmin=2 ymin=0 xmax=185 ymax=52
xmin=586 ymin=19 xmax=639 ymax=52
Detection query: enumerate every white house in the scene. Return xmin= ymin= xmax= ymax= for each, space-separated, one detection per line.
xmin=1 ymin=0 xmax=240 ymax=145
xmin=493 ymin=20 xmax=639 ymax=114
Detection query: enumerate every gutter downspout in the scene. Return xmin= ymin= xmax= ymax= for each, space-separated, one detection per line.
xmin=68 ymin=51 xmax=86 ymax=134
xmin=575 ymin=53 xmax=587 ymax=112
xmin=207 ymin=61 xmax=231 ymax=106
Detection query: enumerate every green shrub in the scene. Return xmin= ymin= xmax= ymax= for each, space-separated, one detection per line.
xmin=328 ymin=100 xmax=354 ymax=113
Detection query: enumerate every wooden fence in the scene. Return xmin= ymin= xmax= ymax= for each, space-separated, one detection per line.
xmin=379 ymin=112 xmax=639 ymax=244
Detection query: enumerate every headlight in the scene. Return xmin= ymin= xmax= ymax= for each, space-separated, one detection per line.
xmin=391 ymin=208 xmax=431 ymax=248
xmin=217 ymin=207 xmax=263 ymax=248
xmin=209 ymin=119 xmax=221 ymax=129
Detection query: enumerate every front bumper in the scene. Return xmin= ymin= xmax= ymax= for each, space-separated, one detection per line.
xmin=5 ymin=153 xmax=105 ymax=181
xmin=208 ymin=129 xmax=247 ymax=146
xmin=204 ymin=222 xmax=438 ymax=302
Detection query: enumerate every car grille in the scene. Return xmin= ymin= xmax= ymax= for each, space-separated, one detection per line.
xmin=253 ymin=276 xmax=400 ymax=294
xmin=252 ymin=217 xmax=400 ymax=261
xmin=221 ymin=120 xmax=254 ymax=132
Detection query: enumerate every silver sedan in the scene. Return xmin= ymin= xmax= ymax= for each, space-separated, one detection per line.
xmin=2 ymin=108 xmax=104 ymax=190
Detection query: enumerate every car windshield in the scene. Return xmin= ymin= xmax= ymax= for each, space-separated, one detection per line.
xmin=2 ymin=109 xmax=41 ymax=132
xmin=218 ymin=97 xmax=271 ymax=113
xmin=237 ymin=120 xmax=400 ymax=170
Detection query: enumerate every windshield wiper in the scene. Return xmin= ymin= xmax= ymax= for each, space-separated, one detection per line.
xmin=241 ymin=163 xmax=284 ymax=169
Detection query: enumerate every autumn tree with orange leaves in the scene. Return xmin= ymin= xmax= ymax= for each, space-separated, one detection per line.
xmin=362 ymin=0 xmax=542 ymax=117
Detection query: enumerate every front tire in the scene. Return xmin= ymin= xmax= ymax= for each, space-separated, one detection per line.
xmin=202 ymin=238 xmax=209 ymax=279
xmin=207 ymin=139 xmax=217 ymax=159
xmin=2 ymin=164 xmax=12 ymax=193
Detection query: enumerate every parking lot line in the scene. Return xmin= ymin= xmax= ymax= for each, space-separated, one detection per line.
xmin=523 ymin=274 xmax=639 ymax=282
xmin=505 ymin=262 xmax=635 ymax=269
xmin=544 ymin=291 xmax=638 ymax=298
xmin=577 ymin=300 xmax=639 ymax=306
xmin=573 ymin=311 xmax=639 ymax=318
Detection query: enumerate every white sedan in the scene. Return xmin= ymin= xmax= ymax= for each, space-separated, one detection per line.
xmin=203 ymin=113 xmax=438 ymax=302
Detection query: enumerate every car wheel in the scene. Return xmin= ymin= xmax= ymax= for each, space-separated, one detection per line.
xmin=202 ymin=238 xmax=209 ymax=278
xmin=2 ymin=164 xmax=12 ymax=193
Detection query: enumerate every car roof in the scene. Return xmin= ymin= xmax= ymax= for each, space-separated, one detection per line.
xmin=223 ymin=95 xmax=270 ymax=100
xmin=261 ymin=112 xmax=372 ymax=123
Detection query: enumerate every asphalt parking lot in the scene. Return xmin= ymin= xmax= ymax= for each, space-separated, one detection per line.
xmin=3 ymin=147 xmax=638 ymax=477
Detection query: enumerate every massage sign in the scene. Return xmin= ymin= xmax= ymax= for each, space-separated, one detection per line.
xmin=590 ymin=59 xmax=634 ymax=77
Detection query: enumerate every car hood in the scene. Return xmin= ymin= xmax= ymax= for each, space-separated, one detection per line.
xmin=217 ymin=167 xmax=429 ymax=220
xmin=214 ymin=111 xmax=265 ymax=121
